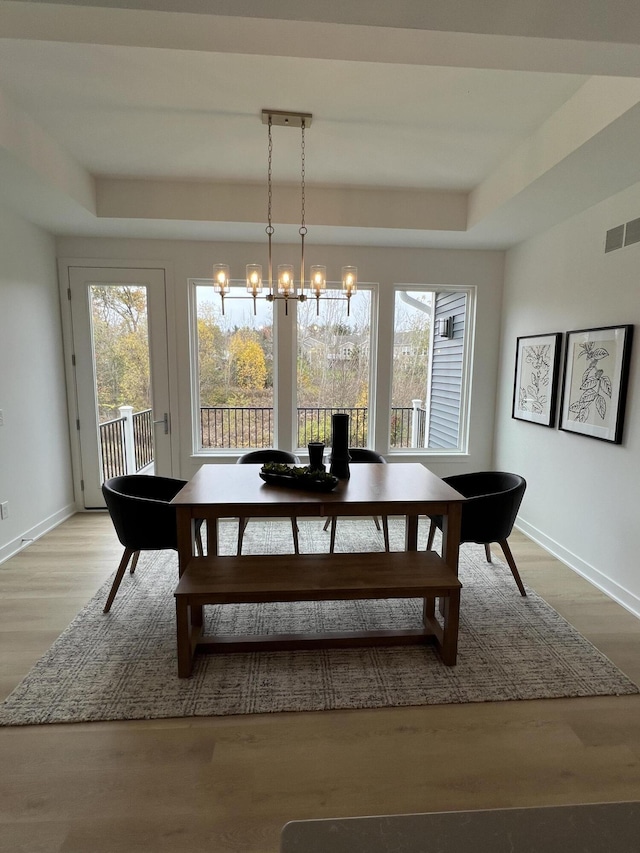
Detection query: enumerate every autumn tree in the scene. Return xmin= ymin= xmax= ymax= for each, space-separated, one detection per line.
xmin=197 ymin=303 xmax=228 ymax=405
xmin=90 ymin=285 xmax=151 ymax=421
xmin=229 ymin=331 xmax=267 ymax=393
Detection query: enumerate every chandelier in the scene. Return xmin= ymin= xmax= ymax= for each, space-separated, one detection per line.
xmin=213 ymin=109 xmax=357 ymax=317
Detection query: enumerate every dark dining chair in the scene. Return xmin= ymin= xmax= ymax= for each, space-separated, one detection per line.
xmin=426 ymin=471 xmax=527 ymax=596
xmin=323 ymin=448 xmax=390 ymax=553
xmin=101 ymin=474 xmax=203 ymax=612
xmin=236 ymin=449 xmax=301 ymax=554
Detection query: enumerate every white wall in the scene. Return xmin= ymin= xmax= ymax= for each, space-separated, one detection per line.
xmin=495 ymin=182 xmax=640 ymax=616
xmin=0 ymin=205 xmax=75 ymax=562
xmin=55 ymin=236 xmax=504 ymax=480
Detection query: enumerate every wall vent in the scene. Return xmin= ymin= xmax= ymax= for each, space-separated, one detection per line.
xmin=605 ymin=224 xmax=624 ymax=253
xmin=624 ymin=217 xmax=640 ymax=246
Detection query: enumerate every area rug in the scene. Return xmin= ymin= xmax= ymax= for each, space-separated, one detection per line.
xmin=0 ymin=519 xmax=637 ymax=725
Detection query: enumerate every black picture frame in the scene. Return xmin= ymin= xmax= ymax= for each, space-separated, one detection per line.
xmin=512 ymin=332 xmax=563 ymax=427
xmin=559 ymin=324 xmax=634 ymax=444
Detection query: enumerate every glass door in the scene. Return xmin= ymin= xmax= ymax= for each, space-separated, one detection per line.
xmin=67 ymin=267 xmax=172 ymax=508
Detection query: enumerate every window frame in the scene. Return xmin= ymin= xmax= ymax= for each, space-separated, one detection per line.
xmin=189 ymin=279 xmax=379 ymax=456
xmin=189 ymin=278 xmax=278 ymax=456
xmin=188 ymin=278 xmax=474 ymax=459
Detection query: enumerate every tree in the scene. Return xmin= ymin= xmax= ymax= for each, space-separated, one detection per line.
xmin=391 ymin=296 xmax=431 ymax=407
xmin=197 ymin=304 xmax=228 ymax=405
xmin=229 ymin=332 xmax=267 ymax=391
xmin=297 ymin=291 xmax=372 ymax=410
xmin=90 ymin=285 xmax=151 ymax=421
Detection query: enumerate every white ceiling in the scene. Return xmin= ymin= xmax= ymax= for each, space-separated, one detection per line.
xmin=3 ymin=0 xmax=640 ymax=249
xmin=0 ymin=42 xmax=585 ymax=188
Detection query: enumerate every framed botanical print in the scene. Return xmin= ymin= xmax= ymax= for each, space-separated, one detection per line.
xmin=512 ymin=332 xmax=562 ymax=427
xmin=559 ymin=324 xmax=634 ymax=444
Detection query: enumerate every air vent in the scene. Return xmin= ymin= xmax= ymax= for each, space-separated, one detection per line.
xmin=624 ymin=217 xmax=640 ymax=246
xmin=605 ymin=224 xmax=624 ymax=253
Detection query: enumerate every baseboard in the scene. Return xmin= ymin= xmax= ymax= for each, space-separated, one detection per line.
xmin=516 ymin=516 xmax=640 ymax=620
xmin=0 ymin=503 xmax=77 ymax=565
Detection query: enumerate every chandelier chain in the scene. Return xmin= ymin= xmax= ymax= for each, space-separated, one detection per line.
xmin=266 ymin=115 xmax=274 ymax=290
xmin=299 ymin=119 xmax=307 ymax=297
xmin=300 ymin=120 xmax=306 ymax=234
xmin=266 ymin=116 xmax=274 ymax=235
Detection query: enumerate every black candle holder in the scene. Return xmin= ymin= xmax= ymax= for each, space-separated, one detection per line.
xmin=307 ymin=441 xmax=326 ymax=472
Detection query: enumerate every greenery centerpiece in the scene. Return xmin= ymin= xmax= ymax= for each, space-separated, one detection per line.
xmin=259 ymin=462 xmax=338 ymax=492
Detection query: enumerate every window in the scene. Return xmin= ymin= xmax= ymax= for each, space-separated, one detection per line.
xmin=391 ymin=287 xmax=473 ymax=452
xmin=192 ymin=281 xmax=274 ymax=450
xmin=190 ymin=278 xmax=473 ymax=456
xmin=296 ymin=287 xmax=374 ymax=449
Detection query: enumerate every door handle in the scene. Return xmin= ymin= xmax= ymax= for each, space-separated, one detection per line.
xmin=153 ymin=412 xmax=170 ymax=435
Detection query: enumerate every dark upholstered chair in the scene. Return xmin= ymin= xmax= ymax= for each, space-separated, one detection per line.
xmin=102 ymin=475 xmax=203 ymax=613
xmin=236 ymin=449 xmax=301 ymax=554
xmin=323 ymin=448 xmax=390 ymax=553
xmin=426 ymin=471 xmax=527 ymax=596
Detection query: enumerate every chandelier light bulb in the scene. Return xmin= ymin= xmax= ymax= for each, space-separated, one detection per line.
xmin=278 ymin=264 xmax=295 ymax=296
xmin=342 ymin=266 xmax=358 ymax=294
xmin=212 ymin=264 xmax=230 ymax=294
xmin=246 ymin=264 xmax=263 ymax=295
xmin=310 ymin=265 xmax=327 ymax=294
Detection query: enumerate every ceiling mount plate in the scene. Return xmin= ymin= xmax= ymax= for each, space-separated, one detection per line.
xmin=261 ymin=109 xmax=313 ymax=128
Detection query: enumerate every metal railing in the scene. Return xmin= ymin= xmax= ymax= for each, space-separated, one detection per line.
xmin=200 ymin=406 xmax=274 ymax=449
xmin=99 ymin=406 xmax=154 ymax=481
xmin=199 ymin=405 xmax=424 ymax=449
xmin=297 ymin=407 xmax=368 ymax=447
xmin=132 ymin=408 xmax=153 ymax=470
xmin=390 ymin=405 xmax=426 ymax=449
xmin=99 ymin=404 xmax=428 ymax=473
xmin=100 ymin=416 xmax=127 ymax=480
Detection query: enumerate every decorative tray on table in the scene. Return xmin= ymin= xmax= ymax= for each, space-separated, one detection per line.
xmin=259 ymin=463 xmax=339 ymax=492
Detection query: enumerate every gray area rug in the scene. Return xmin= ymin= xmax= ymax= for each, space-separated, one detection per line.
xmin=0 ymin=519 xmax=637 ymax=725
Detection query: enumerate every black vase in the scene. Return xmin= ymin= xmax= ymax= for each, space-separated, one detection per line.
xmin=329 ymin=413 xmax=351 ymax=479
xmin=307 ymin=441 xmax=325 ymax=472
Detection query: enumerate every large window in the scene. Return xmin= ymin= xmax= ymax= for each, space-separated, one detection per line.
xmin=296 ymin=288 xmax=374 ymax=448
xmin=193 ymin=282 xmax=274 ymax=450
xmin=391 ymin=287 xmax=472 ymax=451
xmin=190 ymin=279 xmax=473 ymax=455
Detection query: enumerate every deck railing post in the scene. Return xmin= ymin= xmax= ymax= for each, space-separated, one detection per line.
xmin=411 ymin=399 xmax=423 ymax=449
xmin=118 ymin=405 xmax=136 ymax=474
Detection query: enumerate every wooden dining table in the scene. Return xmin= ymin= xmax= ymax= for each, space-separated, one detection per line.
xmin=171 ymin=462 xmax=466 ymax=675
xmin=173 ymin=462 xmax=465 ymax=572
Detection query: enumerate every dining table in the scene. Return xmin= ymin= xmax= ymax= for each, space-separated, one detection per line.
xmin=173 ymin=461 xmax=464 ymax=571
xmin=170 ymin=462 xmax=466 ymax=675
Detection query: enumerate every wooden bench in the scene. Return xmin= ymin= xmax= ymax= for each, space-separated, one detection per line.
xmin=174 ymin=551 xmax=462 ymax=677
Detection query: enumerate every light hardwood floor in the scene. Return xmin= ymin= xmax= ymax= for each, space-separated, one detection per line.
xmin=1 ymin=514 xmax=639 ymax=853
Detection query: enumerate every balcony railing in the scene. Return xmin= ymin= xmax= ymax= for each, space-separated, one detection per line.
xmin=297 ymin=407 xmax=368 ymax=447
xmin=100 ymin=416 xmax=127 ymax=480
xmin=99 ymin=403 xmax=427 ymax=477
xmin=201 ymin=406 xmax=274 ymax=449
xmin=99 ymin=407 xmax=153 ymax=481
xmin=199 ymin=404 xmax=425 ymax=449
xmin=132 ymin=408 xmax=154 ymax=470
